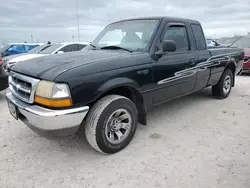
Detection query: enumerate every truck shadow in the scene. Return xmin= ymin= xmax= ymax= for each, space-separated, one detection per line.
xmin=146 ymin=87 xmax=213 ymax=121
xmin=0 ymin=91 xmax=5 ymax=101
xmin=238 ymin=73 xmax=250 ymax=77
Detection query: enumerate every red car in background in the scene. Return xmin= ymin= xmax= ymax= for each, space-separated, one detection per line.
xmin=231 ymin=37 xmax=250 ymax=73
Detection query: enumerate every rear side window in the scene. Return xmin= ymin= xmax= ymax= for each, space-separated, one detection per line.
xmin=61 ymin=44 xmax=85 ymax=52
xmin=163 ymin=26 xmax=190 ymax=52
xmin=191 ymin=24 xmax=206 ymax=50
xmin=60 ymin=44 xmax=75 ymax=52
xmin=60 ymin=45 xmax=72 ymax=52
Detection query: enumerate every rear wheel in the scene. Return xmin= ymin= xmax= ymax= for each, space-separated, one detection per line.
xmin=212 ymin=69 xmax=233 ymax=99
xmin=85 ymin=95 xmax=138 ymax=154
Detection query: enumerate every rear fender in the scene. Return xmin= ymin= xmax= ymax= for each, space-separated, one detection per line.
xmin=208 ymin=55 xmax=236 ymax=86
xmin=225 ymin=57 xmax=236 ymax=86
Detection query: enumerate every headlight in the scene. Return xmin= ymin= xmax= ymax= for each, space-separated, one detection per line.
xmin=34 ymin=80 xmax=72 ymax=108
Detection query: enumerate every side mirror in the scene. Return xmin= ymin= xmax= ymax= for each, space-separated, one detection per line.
xmin=57 ymin=51 xmax=64 ymax=54
xmin=162 ymin=40 xmax=176 ymax=52
xmin=155 ymin=40 xmax=176 ymax=55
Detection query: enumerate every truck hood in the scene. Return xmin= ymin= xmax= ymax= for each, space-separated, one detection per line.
xmin=9 ymin=54 xmax=46 ymax=63
xmin=12 ymin=50 xmax=142 ymax=80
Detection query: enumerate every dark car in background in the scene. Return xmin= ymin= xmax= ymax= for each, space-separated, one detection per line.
xmin=0 ymin=43 xmax=41 ymax=58
xmin=231 ymin=37 xmax=250 ymax=73
xmin=0 ymin=43 xmax=41 ymax=69
xmin=2 ymin=44 xmax=52 ymax=71
xmin=0 ymin=43 xmax=46 ymax=91
xmin=3 ymin=42 xmax=87 ymax=71
xmin=0 ymin=60 xmax=8 ymax=92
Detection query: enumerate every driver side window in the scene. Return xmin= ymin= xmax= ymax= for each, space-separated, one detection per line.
xmin=163 ymin=26 xmax=190 ymax=52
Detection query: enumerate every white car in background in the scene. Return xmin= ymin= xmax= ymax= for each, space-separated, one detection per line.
xmin=4 ymin=42 xmax=88 ymax=71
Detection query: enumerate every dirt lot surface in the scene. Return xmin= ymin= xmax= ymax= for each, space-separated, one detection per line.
xmin=0 ymin=75 xmax=250 ymax=188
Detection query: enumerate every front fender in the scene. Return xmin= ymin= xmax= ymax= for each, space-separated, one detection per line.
xmin=97 ymin=77 xmax=141 ymax=96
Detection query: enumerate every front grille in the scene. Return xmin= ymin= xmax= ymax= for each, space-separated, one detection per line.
xmin=9 ymin=71 xmax=40 ymax=103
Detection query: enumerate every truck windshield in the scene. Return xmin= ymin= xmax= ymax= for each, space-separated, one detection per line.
xmin=91 ymin=19 xmax=159 ymax=51
xmin=231 ymin=38 xmax=250 ymax=48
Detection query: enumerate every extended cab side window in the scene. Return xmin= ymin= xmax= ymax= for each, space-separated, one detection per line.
xmin=163 ymin=26 xmax=190 ymax=52
xmin=191 ymin=24 xmax=206 ymax=50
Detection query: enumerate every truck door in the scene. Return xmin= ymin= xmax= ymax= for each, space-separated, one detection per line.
xmin=153 ymin=23 xmax=197 ymax=105
xmin=190 ymin=24 xmax=211 ymax=91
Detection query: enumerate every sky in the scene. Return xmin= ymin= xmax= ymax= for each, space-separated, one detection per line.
xmin=1 ymin=0 xmax=250 ymax=44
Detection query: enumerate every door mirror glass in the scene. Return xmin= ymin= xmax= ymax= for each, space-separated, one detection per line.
xmin=162 ymin=40 xmax=176 ymax=52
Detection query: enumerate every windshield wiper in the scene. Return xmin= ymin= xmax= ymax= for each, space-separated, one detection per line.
xmin=101 ymin=45 xmax=132 ymax=53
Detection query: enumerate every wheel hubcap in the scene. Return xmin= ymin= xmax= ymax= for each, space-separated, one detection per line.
xmin=105 ymin=109 xmax=132 ymax=144
xmin=223 ymin=75 xmax=231 ymax=94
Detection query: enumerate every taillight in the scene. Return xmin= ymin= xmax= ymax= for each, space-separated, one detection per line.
xmin=0 ymin=57 xmax=2 ymax=65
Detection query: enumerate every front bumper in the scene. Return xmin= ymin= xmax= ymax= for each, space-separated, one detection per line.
xmin=6 ymin=89 xmax=89 ymax=138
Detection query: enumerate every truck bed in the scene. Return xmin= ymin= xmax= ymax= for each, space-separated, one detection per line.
xmin=207 ymin=47 xmax=244 ymax=82
xmin=209 ymin=47 xmax=243 ymax=57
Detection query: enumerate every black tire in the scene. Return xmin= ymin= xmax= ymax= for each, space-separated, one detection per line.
xmin=85 ymin=95 xmax=138 ymax=154
xmin=212 ymin=69 xmax=233 ymax=99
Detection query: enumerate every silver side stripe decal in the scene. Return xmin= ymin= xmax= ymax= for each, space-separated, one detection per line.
xmin=157 ymin=56 xmax=230 ymax=85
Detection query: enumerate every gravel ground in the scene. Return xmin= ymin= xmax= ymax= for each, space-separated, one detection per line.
xmin=0 ymin=75 xmax=250 ymax=188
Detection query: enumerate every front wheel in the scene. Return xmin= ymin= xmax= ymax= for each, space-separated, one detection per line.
xmin=212 ymin=69 xmax=233 ymax=99
xmin=85 ymin=95 xmax=138 ymax=154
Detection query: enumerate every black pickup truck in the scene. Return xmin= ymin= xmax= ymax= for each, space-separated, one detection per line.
xmin=6 ymin=17 xmax=244 ymax=154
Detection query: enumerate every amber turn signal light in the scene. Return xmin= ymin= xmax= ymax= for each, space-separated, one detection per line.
xmin=34 ymin=96 xmax=72 ymax=108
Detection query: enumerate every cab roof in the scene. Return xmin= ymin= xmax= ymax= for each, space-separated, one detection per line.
xmin=112 ymin=16 xmax=200 ymax=25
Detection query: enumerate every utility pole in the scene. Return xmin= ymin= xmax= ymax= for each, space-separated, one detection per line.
xmin=31 ymin=34 xmax=33 ymax=43
xmin=76 ymin=0 xmax=81 ymax=43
